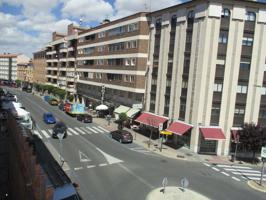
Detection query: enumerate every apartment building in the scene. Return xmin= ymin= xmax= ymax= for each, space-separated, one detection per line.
xmin=139 ymin=0 xmax=266 ymax=155
xmin=76 ymin=13 xmax=149 ymax=108
xmin=32 ymin=50 xmax=46 ymax=84
xmin=17 ymin=60 xmax=33 ymax=83
xmin=45 ymin=24 xmax=85 ymax=94
xmin=0 ymin=54 xmax=18 ymax=81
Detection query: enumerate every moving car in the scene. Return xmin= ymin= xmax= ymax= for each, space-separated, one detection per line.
xmin=43 ymin=112 xmax=56 ymax=124
xmin=76 ymin=114 xmax=92 ymax=123
xmin=49 ymin=98 xmax=59 ymax=106
xmin=52 ymin=122 xmax=67 ymax=138
xmin=110 ymin=130 xmax=133 ymax=143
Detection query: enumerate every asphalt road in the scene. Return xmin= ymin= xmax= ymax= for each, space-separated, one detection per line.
xmin=7 ymin=88 xmax=266 ymax=200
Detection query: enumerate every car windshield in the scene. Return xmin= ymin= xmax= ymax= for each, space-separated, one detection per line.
xmin=46 ymin=114 xmax=53 ymax=118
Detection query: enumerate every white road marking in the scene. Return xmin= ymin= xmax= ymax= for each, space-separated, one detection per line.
xmin=86 ymin=127 xmax=98 ymax=133
xmin=87 ymin=165 xmax=96 ymax=169
xmin=221 ymin=172 xmax=230 ymax=176
xmin=75 ymin=127 xmax=86 ymax=135
xmin=217 ymin=165 xmax=251 ymax=169
xmin=47 ymin=129 xmax=53 ymax=135
xmin=99 ymin=163 xmax=108 ymax=167
xmin=41 ymin=130 xmax=50 ymax=138
xmin=96 ymin=147 xmax=123 ymax=164
xmin=97 ymin=126 xmax=109 ymax=133
xmin=91 ymin=126 xmax=104 ymax=133
xmin=232 ymin=177 xmax=241 ymax=181
xmin=232 ymin=172 xmax=264 ymax=176
xmin=66 ymin=129 xmax=72 ymax=136
xmin=69 ymin=128 xmax=79 ymax=135
xmin=74 ymin=167 xmax=83 ymax=171
xmin=203 ymin=163 xmax=211 ymax=167
xmin=79 ymin=150 xmax=91 ymax=162
xmin=224 ymin=169 xmax=260 ymax=173
xmin=80 ymin=127 xmax=92 ymax=134
xmin=33 ymin=130 xmax=42 ymax=139
xmin=245 ymin=177 xmax=266 ymax=181
xmin=212 ymin=167 xmax=220 ymax=172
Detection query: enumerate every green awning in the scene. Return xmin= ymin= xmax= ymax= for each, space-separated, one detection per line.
xmin=114 ymin=105 xmax=131 ymax=114
xmin=126 ymin=108 xmax=140 ymax=118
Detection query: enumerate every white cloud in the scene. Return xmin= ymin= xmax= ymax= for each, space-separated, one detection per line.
xmin=62 ymin=0 xmax=114 ymax=22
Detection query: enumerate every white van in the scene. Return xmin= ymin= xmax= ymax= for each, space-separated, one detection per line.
xmin=12 ymin=107 xmax=33 ymax=130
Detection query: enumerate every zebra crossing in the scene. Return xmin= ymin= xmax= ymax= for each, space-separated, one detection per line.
xmin=204 ymin=163 xmax=266 ymax=182
xmin=33 ymin=125 xmax=109 ymax=139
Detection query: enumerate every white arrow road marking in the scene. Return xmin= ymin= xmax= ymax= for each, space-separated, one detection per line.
xmin=33 ymin=130 xmax=42 ymax=139
xmin=96 ymin=147 xmax=123 ymax=165
xmin=75 ymin=127 xmax=86 ymax=135
xmin=97 ymin=126 xmax=109 ymax=133
xmin=79 ymin=150 xmax=91 ymax=162
xmin=41 ymin=130 xmax=50 ymax=138
xmin=69 ymin=128 xmax=79 ymax=135
xmin=86 ymin=127 xmax=98 ymax=133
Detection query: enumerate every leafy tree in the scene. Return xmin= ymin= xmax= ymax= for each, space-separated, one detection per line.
xmin=117 ymin=112 xmax=128 ymax=130
xmin=67 ymin=94 xmax=74 ymax=102
xmin=238 ymin=123 xmax=266 ymax=163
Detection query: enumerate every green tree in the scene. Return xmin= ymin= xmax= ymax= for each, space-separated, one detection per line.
xmin=15 ymin=80 xmax=22 ymax=87
xmin=239 ymin=123 xmax=266 ymax=163
xmin=117 ymin=112 xmax=128 ymax=130
xmin=67 ymin=94 xmax=74 ymax=102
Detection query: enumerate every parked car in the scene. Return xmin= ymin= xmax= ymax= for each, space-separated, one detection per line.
xmin=49 ymin=98 xmax=59 ymax=106
xmin=52 ymin=122 xmax=67 ymax=138
xmin=110 ymin=130 xmax=133 ymax=143
xmin=58 ymin=102 xmax=65 ymax=111
xmin=43 ymin=112 xmax=56 ymax=124
xmin=77 ymin=114 xmax=92 ymax=123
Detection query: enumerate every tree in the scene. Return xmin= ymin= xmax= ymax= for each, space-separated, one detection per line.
xmin=238 ymin=123 xmax=266 ymax=163
xmin=117 ymin=113 xmax=128 ymax=130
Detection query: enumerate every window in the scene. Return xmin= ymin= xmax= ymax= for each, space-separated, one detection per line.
xmin=234 ymin=108 xmax=245 ymax=115
xmin=128 ymin=23 xmax=138 ymax=32
xmin=237 ymin=85 xmax=248 ymax=94
xmin=126 ymin=40 xmax=137 ymax=49
xmin=95 ymin=73 xmax=102 ymax=79
xmin=98 ymin=46 xmax=105 ymax=52
xmin=219 ymin=35 xmax=228 ymax=44
xmin=245 ymin=11 xmax=256 ymax=21
xmin=108 ymin=42 xmax=125 ymax=52
xmin=261 ymin=87 xmax=266 ymax=95
xmin=259 ymin=110 xmax=266 ymax=118
xmin=124 ymin=75 xmax=135 ymax=82
xmin=242 ymin=37 xmax=253 ymax=46
xmin=88 ymin=72 xmax=94 ymax=79
xmin=151 ymin=78 xmax=157 ymax=85
xmin=84 ymin=47 xmax=95 ymax=55
xmin=96 ymin=59 xmax=104 ymax=65
xmin=125 ymin=58 xmax=136 ymax=66
xmin=240 ymin=62 xmax=250 ymax=70
xmin=182 ymin=80 xmax=188 ymax=88
xmin=211 ymin=106 xmax=220 ymax=115
xmin=78 ymin=49 xmax=83 ymax=55
xmin=155 ymin=18 xmax=162 ymax=29
xmin=213 ymin=83 xmax=223 ymax=92
xmin=221 ymin=8 xmax=230 ymax=18
xmin=98 ymin=32 xmax=105 ymax=38
xmin=187 ymin=10 xmax=195 ymax=19
xmin=108 ymin=26 xmax=126 ymax=36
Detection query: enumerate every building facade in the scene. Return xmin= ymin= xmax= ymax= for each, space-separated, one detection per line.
xmin=32 ymin=50 xmax=46 ymax=84
xmin=45 ymin=24 xmax=84 ymax=94
xmin=76 ymin=13 xmax=149 ymax=107
xmin=144 ymin=0 xmax=266 ymax=155
xmin=0 ymin=54 xmax=18 ymax=81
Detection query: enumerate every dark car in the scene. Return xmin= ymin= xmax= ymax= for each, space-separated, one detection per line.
xmin=77 ymin=114 xmax=92 ymax=123
xmin=110 ymin=130 xmax=133 ymax=143
xmin=58 ymin=102 xmax=65 ymax=111
xmin=52 ymin=122 xmax=67 ymax=138
xmin=43 ymin=112 xmax=56 ymax=124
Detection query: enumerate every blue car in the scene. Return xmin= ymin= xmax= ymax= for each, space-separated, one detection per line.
xmin=43 ymin=112 xmax=56 ymax=124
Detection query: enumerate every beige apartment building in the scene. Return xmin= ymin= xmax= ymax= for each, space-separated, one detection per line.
xmin=0 ymin=54 xmax=18 ymax=81
xmin=17 ymin=61 xmax=33 ymax=83
xmin=138 ymin=0 xmax=266 ymax=155
xmin=76 ymin=13 xmax=149 ymax=108
xmin=45 ymin=24 xmax=85 ymax=94
xmin=32 ymin=50 xmax=46 ymax=84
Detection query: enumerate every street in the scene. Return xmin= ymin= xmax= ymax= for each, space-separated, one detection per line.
xmin=8 ymin=88 xmax=266 ymax=200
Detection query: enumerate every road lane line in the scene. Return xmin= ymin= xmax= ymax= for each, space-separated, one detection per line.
xmin=212 ymin=167 xmax=220 ymax=172
xmin=68 ymin=128 xmax=79 ymax=135
xmin=97 ymin=126 xmax=109 ymax=133
xmin=74 ymin=167 xmax=83 ymax=171
xmin=33 ymin=130 xmax=43 ymax=139
xmin=87 ymin=165 xmax=96 ymax=169
xmin=217 ymin=165 xmax=251 ymax=169
xmin=232 ymin=177 xmax=241 ymax=181
xmin=75 ymin=127 xmax=86 ymax=135
xmin=41 ymin=130 xmax=50 ymax=138
xmin=221 ymin=172 xmax=230 ymax=176
xmin=80 ymin=127 xmax=92 ymax=134
xmin=91 ymin=126 xmax=104 ymax=133
xmin=86 ymin=127 xmax=98 ymax=133
xmin=224 ymin=169 xmax=260 ymax=173
xmin=99 ymin=163 xmax=108 ymax=167
xmin=203 ymin=163 xmax=210 ymax=167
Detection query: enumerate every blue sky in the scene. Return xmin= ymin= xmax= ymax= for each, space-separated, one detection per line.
xmin=0 ymin=0 xmax=265 ymax=58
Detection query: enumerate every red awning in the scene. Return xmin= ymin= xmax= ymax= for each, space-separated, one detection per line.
xmin=135 ymin=112 xmax=168 ymax=128
xmin=166 ymin=121 xmax=193 ymax=136
xmin=200 ymin=127 xmax=226 ymax=140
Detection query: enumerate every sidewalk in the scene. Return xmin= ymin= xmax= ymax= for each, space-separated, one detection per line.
xmin=93 ymin=117 xmax=233 ymax=164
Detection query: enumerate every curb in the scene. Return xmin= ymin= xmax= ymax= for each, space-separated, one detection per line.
xmin=247 ymin=180 xmax=266 ymax=193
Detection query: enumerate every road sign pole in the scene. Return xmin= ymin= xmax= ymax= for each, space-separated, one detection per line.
xmin=160 ymin=135 xmax=163 ymax=152
xmin=260 ymin=159 xmax=265 ymax=186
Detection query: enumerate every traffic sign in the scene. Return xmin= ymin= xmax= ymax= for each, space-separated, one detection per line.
xmin=180 ymin=177 xmax=189 ymax=189
xmin=261 ymin=147 xmax=266 ymax=158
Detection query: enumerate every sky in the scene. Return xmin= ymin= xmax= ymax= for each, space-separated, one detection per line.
xmin=0 ymin=0 xmax=265 ymax=58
